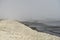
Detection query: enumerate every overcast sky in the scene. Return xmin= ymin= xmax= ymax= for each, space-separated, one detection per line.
xmin=0 ymin=0 xmax=60 ymax=21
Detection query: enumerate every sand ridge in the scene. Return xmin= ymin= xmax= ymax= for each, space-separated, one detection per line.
xmin=0 ymin=19 xmax=60 ymax=40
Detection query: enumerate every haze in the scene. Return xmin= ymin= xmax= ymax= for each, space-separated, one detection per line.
xmin=0 ymin=0 xmax=60 ymax=21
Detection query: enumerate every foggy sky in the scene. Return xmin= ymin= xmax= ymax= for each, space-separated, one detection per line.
xmin=0 ymin=0 xmax=60 ymax=21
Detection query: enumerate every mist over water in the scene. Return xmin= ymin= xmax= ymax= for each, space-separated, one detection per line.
xmin=0 ymin=0 xmax=60 ymax=21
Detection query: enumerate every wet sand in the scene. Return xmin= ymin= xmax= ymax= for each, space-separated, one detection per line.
xmin=21 ymin=21 xmax=60 ymax=37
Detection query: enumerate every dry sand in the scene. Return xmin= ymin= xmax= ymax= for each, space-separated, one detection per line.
xmin=0 ymin=19 xmax=60 ymax=40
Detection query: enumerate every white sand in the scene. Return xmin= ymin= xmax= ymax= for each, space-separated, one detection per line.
xmin=0 ymin=20 xmax=60 ymax=40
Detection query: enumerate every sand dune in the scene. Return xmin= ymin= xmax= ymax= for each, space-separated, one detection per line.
xmin=0 ymin=20 xmax=60 ymax=40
